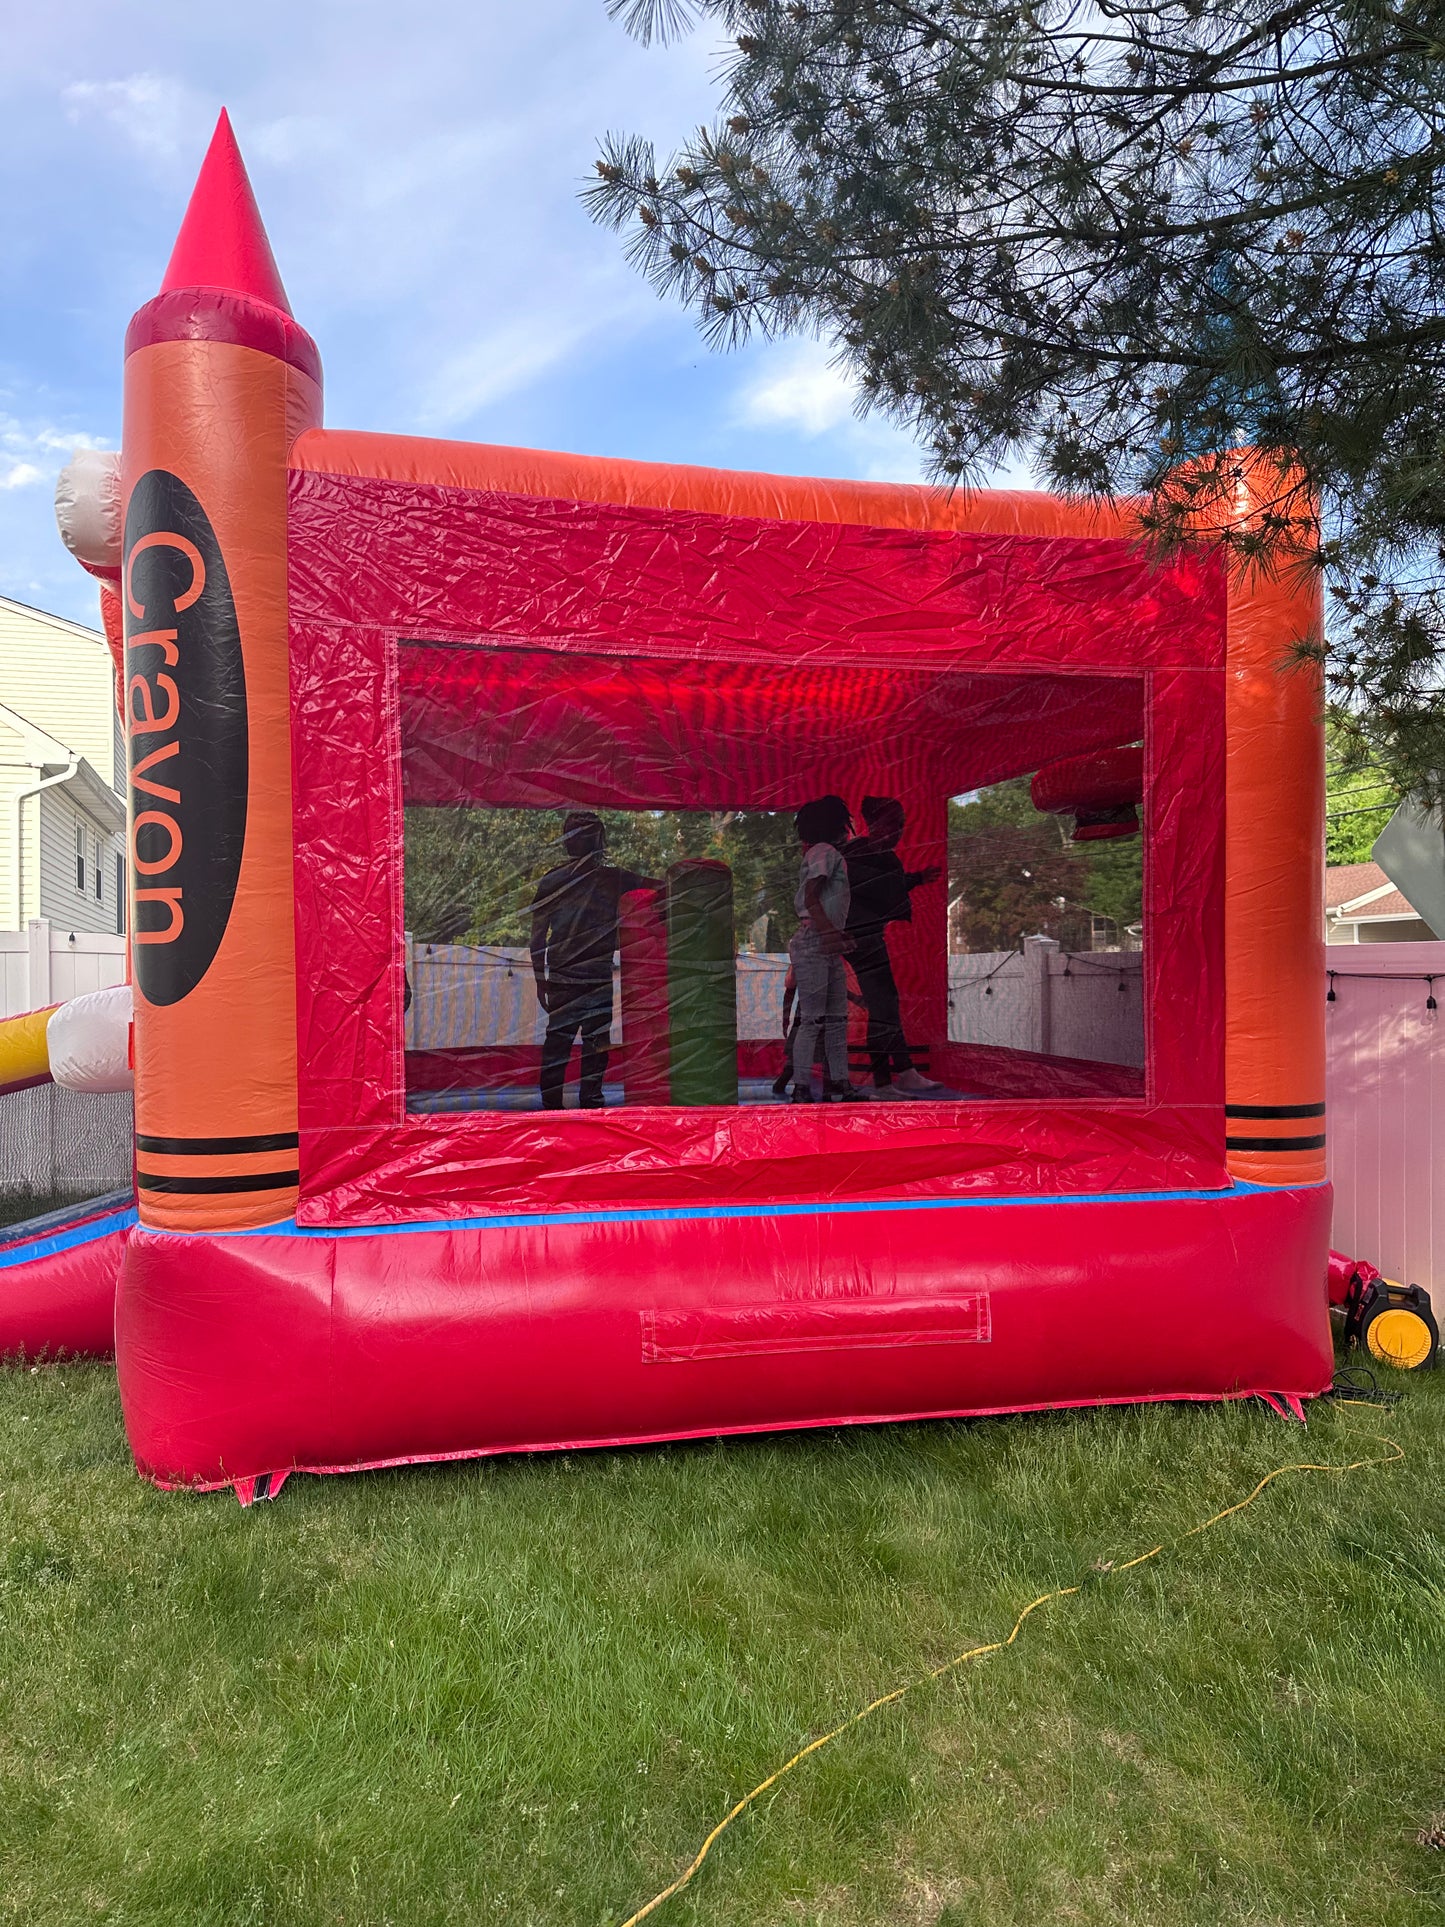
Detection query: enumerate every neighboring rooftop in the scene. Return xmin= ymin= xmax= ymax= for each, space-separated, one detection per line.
xmin=1325 ymin=859 xmax=1438 ymax=941
xmin=0 ymin=592 xmax=120 ymax=797
xmin=1325 ymin=861 xmax=1418 ymax=922
xmin=0 ymin=591 xmax=105 ymax=647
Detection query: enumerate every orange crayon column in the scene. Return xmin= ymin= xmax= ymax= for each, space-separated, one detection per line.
xmin=121 ymin=113 xmax=322 ymax=1229
xmin=1220 ymin=462 xmax=1327 ymax=1185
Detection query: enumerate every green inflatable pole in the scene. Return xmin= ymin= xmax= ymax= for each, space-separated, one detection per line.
xmin=665 ymin=859 xmax=737 ymax=1106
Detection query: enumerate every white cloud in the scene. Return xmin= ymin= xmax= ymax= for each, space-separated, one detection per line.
xmin=734 ymin=341 xmax=861 ymax=437
xmin=246 ymin=114 xmax=338 ymax=169
xmin=61 ymin=72 xmax=208 ymax=162
xmin=0 ymin=416 xmax=111 ymax=467
xmin=416 ymin=283 xmax=655 ymax=429
xmin=32 ymin=428 xmax=109 ymax=454
xmin=0 ymin=414 xmax=114 ymax=623
xmin=860 ymin=448 xmax=930 ymax=484
xmin=730 ymin=340 xmax=1047 ymax=490
xmin=727 ymin=339 xmax=929 ymax=483
xmin=417 ymin=316 xmax=594 ymax=427
xmin=0 ymin=413 xmax=113 ymax=505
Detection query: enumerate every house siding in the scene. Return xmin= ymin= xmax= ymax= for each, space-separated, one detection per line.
xmin=0 ymin=597 xmax=124 ymax=933
xmin=0 ymin=714 xmax=27 ymax=929
xmin=36 ymin=784 xmax=124 ymax=935
xmin=0 ymin=597 xmax=117 ymax=789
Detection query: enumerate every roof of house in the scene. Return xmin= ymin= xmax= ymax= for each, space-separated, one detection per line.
xmin=64 ymin=757 xmax=126 ymax=833
xmin=0 ymin=698 xmax=75 ymax=769
xmin=0 ymin=699 xmax=124 ymax=833
xmin=1325 ymin=861 xmax=1420 ymax=922
xmin=0 ymin=592 xmax=104 ymax=648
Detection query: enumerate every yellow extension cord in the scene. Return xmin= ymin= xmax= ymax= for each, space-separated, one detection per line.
xmin=618 ymin=1408 xmax=1404 ymax=1927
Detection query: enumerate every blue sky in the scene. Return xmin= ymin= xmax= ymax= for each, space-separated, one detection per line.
xmin=0 ymin=1 xmax=952 ymax=627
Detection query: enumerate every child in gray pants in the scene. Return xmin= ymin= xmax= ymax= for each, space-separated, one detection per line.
xmin=788 ymin=795 xmax=867 ymax=1103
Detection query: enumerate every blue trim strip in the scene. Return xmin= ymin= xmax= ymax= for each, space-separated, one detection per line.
xmin=0 ymin=1187 xmax=132 ymax=1250
xmin=200 ymin=1177 xmax=1316 ymax=1244
xmin=0 ymin=1204 xmax=137 ymax=1271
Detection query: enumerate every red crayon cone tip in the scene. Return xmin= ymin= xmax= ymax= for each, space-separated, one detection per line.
xmin=159 ymin=109 xmax=293 ymax=314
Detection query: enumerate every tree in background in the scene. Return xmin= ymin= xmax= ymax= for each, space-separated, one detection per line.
xmin=1326 ymin=720 xmax=1403 ymax=864
xmin=948 ymin=777 xmax=1142 ymax=951
xmin=589 ymin=0 xmax=1445 ymax=802
xmin=721 ymin=809 xmax=806 ymax=944
xmin=404 ymin=806 xmax=556 ymax=946
xmin=1076 ymin=826 xmax=1146 ymax=936
xmin=948 ymin=812 xmax=1083 ymax=952
xmin=404 ymin=806 xmax=803 ymax=949
xmin=408 ymin=792 xmax=1143 ymax=956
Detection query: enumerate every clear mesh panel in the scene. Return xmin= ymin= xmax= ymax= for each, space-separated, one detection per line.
xmin=948 ymin=772 xmax=1144 ymax=1071
xmin=405 ymin=807 xmax=806 ymax=1110
xmin=400 ymin=641 xmax=1149 ymax=1108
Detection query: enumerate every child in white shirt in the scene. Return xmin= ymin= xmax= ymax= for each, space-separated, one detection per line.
xmin=788 ymin=795 xmax=866 ymax=1102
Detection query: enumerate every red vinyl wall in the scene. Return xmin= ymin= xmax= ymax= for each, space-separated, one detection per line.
xmin=285 ymin=462 xmax=1229 ymax=1223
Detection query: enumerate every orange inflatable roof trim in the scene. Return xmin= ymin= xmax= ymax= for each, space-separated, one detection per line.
xmin=290 ymin=427 xmax=1144 ymax=541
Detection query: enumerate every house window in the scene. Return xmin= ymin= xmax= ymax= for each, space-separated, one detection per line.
xmin=115 ymin=854 xmax=125 ymax=936
xmin=93 ymin=835 xmax=103 ymax=901
xmin=75 ymin=822 xmax=85 ymax=893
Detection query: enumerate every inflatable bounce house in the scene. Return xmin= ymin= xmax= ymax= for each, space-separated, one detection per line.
xmin=1 ymin=114 xmax=1334 ymax=1499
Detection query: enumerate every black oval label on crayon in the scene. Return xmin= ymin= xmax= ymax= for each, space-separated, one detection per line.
xmin=123 ymin=468 xmax=248 ymax=1006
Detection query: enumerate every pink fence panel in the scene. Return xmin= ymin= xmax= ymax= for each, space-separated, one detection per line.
xmin=1326 ymin=940 xmax=1445 ymax=1302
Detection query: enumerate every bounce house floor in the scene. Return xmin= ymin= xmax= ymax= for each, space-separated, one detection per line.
xmin=405 ymin=1076 xmax=986 ymax=1113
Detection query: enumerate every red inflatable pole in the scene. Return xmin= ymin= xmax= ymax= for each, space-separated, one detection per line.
xmin=619 ymin=887 xmax=669 ymax=1105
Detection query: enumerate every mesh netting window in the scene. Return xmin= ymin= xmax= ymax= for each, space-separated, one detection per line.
xmin=400 ymin=642 xmax=1147 ymax=1109
xmin=947 ymin=769 xmax=1144 ymax=1074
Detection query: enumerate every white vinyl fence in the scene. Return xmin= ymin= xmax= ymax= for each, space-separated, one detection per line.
xmin=406 ymin=944 xmax=800 ymax=1051
xmin=0 ymin=920 xmax=127 ymax=1018
xmin=406 ymin=934 xmax=1145 ymax=1067
xmin=947 ymin=937 xmax=1145 ymax=1066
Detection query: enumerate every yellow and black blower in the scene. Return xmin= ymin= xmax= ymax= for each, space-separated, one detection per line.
xmin=1329 ymin=1248 xmax=1438 ymax=1371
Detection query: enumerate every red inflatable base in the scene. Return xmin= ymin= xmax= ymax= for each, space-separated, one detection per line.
xmin=0 ymin=1196 xmax=133 ymax=1359
xmin=116 ymin=1183 xmax=1333 ymax=1492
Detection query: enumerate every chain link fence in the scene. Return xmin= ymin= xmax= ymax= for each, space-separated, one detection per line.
xmin=0 ymin=1085 xmax=133 ymax=1214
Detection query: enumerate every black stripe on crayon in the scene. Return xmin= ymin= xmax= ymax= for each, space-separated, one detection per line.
xmin=136 ymin=1131 xmax=299 ymax=1155
xmin=1224 ymin=1103 xmax=1325 ymax=1120
xmin=1225 ymin=1134 xmax=1327 ymax=1153
xmin=136 ymin=1170 xmax=300 ymax=1195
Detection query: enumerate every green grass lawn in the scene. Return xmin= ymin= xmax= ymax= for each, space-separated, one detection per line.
xmin=1 ymin=1358 xmax=1442 ymax=1927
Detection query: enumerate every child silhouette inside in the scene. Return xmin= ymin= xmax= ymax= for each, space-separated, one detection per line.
xmin=530 ymin=812 xmax=656 ymax=1108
